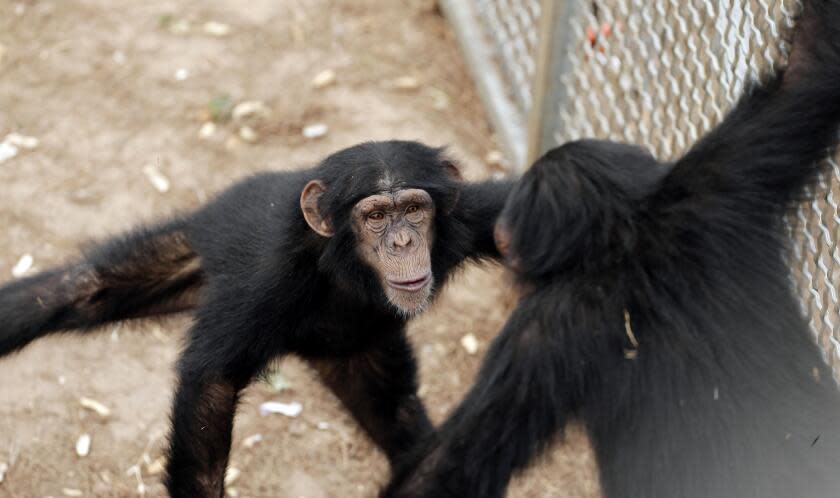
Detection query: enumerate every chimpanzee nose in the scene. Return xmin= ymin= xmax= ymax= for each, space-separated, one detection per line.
xmin=393 ymin=230 xmax=412 ymax=248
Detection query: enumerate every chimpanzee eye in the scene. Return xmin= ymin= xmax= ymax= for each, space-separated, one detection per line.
xmin=368 ymin=211 xmax=385 ymax=221
xmin=406 ymin=205 xmax=418 ymax=214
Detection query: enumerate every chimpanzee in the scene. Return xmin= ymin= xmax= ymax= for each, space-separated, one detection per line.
xmin=382 ymin=2 xmax=840 ymax=497
xmin=0 ymin=140 xmax=511 ymax=498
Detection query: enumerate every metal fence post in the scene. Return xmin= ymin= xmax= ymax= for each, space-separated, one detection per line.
xmin=526 ymin=0 xmax=580 ymax=166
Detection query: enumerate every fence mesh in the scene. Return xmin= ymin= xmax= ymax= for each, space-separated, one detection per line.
xmin=461 ymin=0 xmax=840 ymax=379
xmin=474 ymin=0 xmax=542 ymax=114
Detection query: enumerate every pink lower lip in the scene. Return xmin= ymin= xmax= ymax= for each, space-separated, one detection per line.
xmin=387 ymin=273 xmax=431 ymax=292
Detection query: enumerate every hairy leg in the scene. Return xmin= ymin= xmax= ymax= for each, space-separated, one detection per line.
xmin=308 ymin=329 xmax=433 ymax=465
xmin=164 ymin=315 xmax=275 ymax=498
xmin=0 ymin=220 xmax=203 ymax=356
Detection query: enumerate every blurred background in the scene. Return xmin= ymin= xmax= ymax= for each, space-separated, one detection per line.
xmin=0 ymin=0 xmax=837 ymax=497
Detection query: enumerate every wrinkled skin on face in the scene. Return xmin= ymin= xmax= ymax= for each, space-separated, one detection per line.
xmin=351 ymin=188 xmax=435 ymax=315
xmin=300 ymin=176 xmax=439 ymax=316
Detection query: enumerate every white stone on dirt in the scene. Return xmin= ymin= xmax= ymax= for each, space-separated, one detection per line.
xmin=79 ymin=397 xmax=111 ymax=418
xmin=242 ymin=433 xmax=263 ymax=448
xmin=0 ymin=462 xmax=7 ymax=483
xmin=460 ymin=333 xmax=479 ymax=355
xmin=112 ymin=50 xmax=126 ymax=65
xmin=232 ymin=101 xmax=270 ymax=121
xmin=224 ymin=467 xmax=241 ymax=486
xmin=259 ymin=401 xmax=302 ymax=417
xmin=146 ymin=457 xmax=165 ymax=476
xmin=5 ymin=133 xmax=39 ymax=149
xmin=199 ymin=122 xmax=217 ymax=139
xmin=203 ymin=21 xmax=231 ymax=37
xmin=0 ymin=142 xmax=18 ymax=164
xmin=75 ymin=434 xmax=91 ymax=457
xmin=143 ymin=164 xmax=170 ymax=193
xmin=302 ymin=123 xmax=328 ymax=139
xmin=11 ymin=254 xmax=33 ymax=278
xmin=238 ymin=126 xmax=258 ymax=143
xmin=391 ymin=76 xmax=419 ymax=90
xmin=311 ymin=69 xmax=336 ymax=89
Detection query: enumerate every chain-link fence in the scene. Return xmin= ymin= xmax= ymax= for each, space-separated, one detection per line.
xmin=441 ymin=0 xmax=840 ymax=381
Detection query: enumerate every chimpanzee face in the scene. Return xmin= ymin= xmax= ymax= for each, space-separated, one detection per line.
xmin=349 ymin=188 xmax=436 ymax=315
xmin=298 ymin=141 xmax=461 ymax=316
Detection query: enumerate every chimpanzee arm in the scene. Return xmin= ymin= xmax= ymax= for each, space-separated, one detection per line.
xmin=382 ymin=297 xmax=589 ymax=498
xmin=307 ymin=328 xmax=432 ymax=464
xmin=658 ymin=0 xmax=840 ymax=215
xmin=453 ymin=179 xmax=515 ymax=260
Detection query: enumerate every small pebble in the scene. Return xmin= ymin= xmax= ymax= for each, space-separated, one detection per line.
xmin=11 ymin=254 xmax=33 ymax=278
xmin=391 ymin=76 xmax=419 ymax=90
xmin=428 ymin=87 xmax=450 ymax=110
xmin=242 ymin=433 xmax=263 ymax=448
xmin=0 ymin=142 xmax=18 ymax=163
xmin=224 ymin=467 xmax=241 ymax=486
xmin=259 ymin=401 xmax=302 ymax=417
xmin=485 ymin=150 xmax=504 ymax=166
xmin=238 ymin=126 xmax=258 ymax=143
xmin=0 ymin=462 xmax=7 ymax=483
xmin=460 ymin=333 xmax=479 ymax=355
xmin=62 ymin=489 xmax=83 ymax=497
xmin=112 ymin=50 xmax=126 ymax=65
xmin=302 ymin=123 xmax=328 ymax=139
xmin=199 ymin=122 xmax=217 ymax=139
xmin=76 ymin=434 xmax=91 ymax=457
xmin=174 ymin=68 xmax=190 ymax=81
xmin=143 ymin=164 xmax=171 ymax=193
xmin=79 ymin=397 xmax=111 ymax=418
xmin=311 ymin=69 xmax=336 ymax=89
xmin=232 ymin=101 xmax=270 ymax=121
xmin=146 ymin=457 xmax=165 ymax=476
xmin=203 ymin=21 xmax=231 ymax=36
xmin=5 ymin=133 xmax=39 ymax=149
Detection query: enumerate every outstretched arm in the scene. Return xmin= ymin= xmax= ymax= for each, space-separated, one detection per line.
xmin=382 ymin=296 xmax=591 ymax=498
xmin=452 ymin=178 xmax=515 ymax=260
xmin=658 ymin=0 xmax=840 ymax=214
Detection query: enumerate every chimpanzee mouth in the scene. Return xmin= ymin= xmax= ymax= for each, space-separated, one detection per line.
xmin=387 ymin=273 xmax=432 ymax=292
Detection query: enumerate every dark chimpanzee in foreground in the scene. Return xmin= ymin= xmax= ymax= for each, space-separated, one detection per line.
xmin=383 ymin=2 xmax=840 ymax=497
xmin=0 ymin=140 xmax=511 ymax=498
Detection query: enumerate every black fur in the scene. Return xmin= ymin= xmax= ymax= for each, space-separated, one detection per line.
xmin=383 ymin=2 xmax=840 ymax=497
xmin=0 ymin=140 xmax=512 ymax=498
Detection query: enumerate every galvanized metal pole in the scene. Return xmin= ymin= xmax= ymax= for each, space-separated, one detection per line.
xmin=526 ymin=0 xmax=580 ymax=166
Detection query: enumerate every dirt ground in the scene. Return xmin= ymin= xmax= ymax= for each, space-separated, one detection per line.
xmin=0 ymin=1 xmax=600 ymax=497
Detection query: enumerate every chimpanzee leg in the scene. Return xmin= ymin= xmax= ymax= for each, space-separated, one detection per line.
xmin=382 ymin=322 xmax=576 ymax=498
xmin=164 ymin=318 xmax=275 ymax=498
xmin=308 ymin=329 xmax=433 ymax=465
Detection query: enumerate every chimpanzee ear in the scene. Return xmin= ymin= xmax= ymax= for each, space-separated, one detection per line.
xmin=300 ymin=180 xmax=334 ymax=237
xmin=441 ymin=159 xmax=463 ymax=181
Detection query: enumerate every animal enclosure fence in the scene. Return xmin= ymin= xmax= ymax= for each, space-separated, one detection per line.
xmin=441 ymin=0 xmax=840 ymax=381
